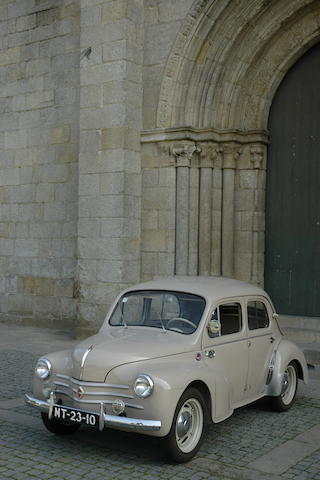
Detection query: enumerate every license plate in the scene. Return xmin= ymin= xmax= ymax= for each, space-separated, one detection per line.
xmin=52 ymin=405 xmax=99 ymax=428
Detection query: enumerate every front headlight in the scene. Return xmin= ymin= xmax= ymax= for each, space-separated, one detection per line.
xmin=134 ymin=374 xmax=154 ymax=398
xmin=35 ymin=358 xmax=52 ymax=379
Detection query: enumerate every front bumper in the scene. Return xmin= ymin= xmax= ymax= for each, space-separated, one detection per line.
xmin=25 ymin=393 xmax=161 ymax=432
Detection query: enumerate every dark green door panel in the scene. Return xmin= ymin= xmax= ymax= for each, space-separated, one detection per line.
xmin=265 ymin=43 xmax=320 ymax=316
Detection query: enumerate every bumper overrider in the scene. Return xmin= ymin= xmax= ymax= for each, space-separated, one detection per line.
xmin=25 ymin=392 xmax=161 ymax=432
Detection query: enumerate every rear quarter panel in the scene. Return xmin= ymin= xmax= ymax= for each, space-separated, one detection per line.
xmin=266 ymin=338 xmax=308 ymax=396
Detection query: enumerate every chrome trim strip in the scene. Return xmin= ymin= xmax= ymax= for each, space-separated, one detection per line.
xmin=55 ymin=374 xmax=129 ymax=390
xmin=104 ymin=414 xmax=161 ymax=431
xmin=25 ymin=394 xmax=49 ymax=411
xmin=48 ymin=391 xmax=55 ymax=419
xmin=25 ymin=394 xmax=159 ymax=431
xmin=81 ymin=346 xmax=93 ymax=369
xmin=54 ymin=390 xmax=143 ymax=409
xmin=99 ymin=403 xmax=105 ymax=431
xmin=54 ymin=381 xmax=70 ymax=388
xmin=54 ymin=383 xmax=134 ymax=399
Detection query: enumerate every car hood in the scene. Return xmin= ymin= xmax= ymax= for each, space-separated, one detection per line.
xmin=71 ymin=327 xmax=189 ymax=382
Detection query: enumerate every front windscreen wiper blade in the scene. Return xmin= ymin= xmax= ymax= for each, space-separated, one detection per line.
xmin=159 ymin=294 xmax=167 ymax=333
xmin=121 ymin=297 xmax=128 ymax=328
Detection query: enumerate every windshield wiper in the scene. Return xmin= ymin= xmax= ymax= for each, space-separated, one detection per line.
xmin=120 ymin=297 xmax=128 ymax=328
xmin=160 ymin=294 xmax=167 ymax=334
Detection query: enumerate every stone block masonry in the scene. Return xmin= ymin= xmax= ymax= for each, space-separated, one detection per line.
xmin=1 ymin=0 xmax=319 ymax=334
xmin=77 ymin=0 xmax=144 ymax=335
xmin=0 ymin=0 xmax=80 ymax=329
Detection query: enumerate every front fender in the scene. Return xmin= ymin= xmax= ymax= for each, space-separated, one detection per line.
xmin=32 ymin=349 xmax=73 ymax=400
xmin=266 ymin=339 xmax=308 ymax=397
xmin=105 ymin=352 xmax=219 ymax=436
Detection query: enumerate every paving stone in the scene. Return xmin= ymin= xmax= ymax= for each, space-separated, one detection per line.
xmin=0 ymin=325 xmax=320 ymax=480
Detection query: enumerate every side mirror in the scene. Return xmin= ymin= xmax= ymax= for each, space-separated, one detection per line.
xmin=207 ymin=319 xmax=221 ymax=338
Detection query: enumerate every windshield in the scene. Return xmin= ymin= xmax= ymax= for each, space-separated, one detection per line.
xmin=109 ymin=290 xmax=206 ymax=335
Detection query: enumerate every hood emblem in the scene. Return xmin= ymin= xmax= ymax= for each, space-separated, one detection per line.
xmin=77 ymin=386 xmax=85 ymax=399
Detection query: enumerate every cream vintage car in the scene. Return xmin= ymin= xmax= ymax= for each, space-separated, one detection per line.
xmin=26 ymin=276 xmax=308 ymax=462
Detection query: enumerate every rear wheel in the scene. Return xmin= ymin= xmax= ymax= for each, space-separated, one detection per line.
xmin=270 ymin=361 xmax=298 ymax=412
xmin=163 ymin=387 xmax=208 ymax=463
xmin=41 ymin=412 xmax=81 ymax=435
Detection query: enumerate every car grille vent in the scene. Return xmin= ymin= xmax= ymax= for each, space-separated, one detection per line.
xmin=53 ymin=374 xmax=143 ymax=410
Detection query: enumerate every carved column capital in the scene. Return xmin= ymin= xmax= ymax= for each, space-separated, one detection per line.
xmin=250 ymin=144 xmax=265 ymax=169
xmin=222 ymin=143 xmax=242 ymax=169
xmin=198 ymin=142 xmax=223 ymax=168
xmin=171 ymin=143 xmax=201 ymax=167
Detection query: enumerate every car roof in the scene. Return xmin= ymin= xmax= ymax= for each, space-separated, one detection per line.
xmin=123 ymin=276 xmax=272 ymax=305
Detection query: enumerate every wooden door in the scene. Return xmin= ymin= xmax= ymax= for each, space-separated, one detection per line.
xmin=265 ymin=43 xmax=320 ymax=316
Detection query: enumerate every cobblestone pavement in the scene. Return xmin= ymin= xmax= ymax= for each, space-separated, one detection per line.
xmin=0 ymin=324 xmax=320 ymax=480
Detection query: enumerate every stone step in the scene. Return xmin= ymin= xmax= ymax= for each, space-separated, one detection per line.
xmin=282 ymin=327 xmax=320 ymax=344
xmin=303 ymin=348 xmax=320 ymax=367
xmin=278 ymin=315 xmax=320 ymax=330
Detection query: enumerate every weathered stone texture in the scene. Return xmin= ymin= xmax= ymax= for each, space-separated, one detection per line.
xmin=1 ymin=0 xmax=319 ymax=333
xmin=141 ymin=144 xmax=176 ymax=281
xmin=0 ymin=0 xmax=79 ymax=328
xmin=77 ymin=0 xmax=144 ymax=335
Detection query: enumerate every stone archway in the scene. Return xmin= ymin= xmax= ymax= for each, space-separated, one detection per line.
xmin=157 ymin=0 xmax=320 ymax=131
xmin=141 ymin=0 xmax=320 ymax=286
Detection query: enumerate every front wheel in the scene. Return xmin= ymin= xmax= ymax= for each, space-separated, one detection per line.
xmin=269 ymin=361 xmax=298 ymax=412
xmin=41 ymin=412 xmax=81 ymax=435
xmin=163 ymin=388 xmax=208 ymax=463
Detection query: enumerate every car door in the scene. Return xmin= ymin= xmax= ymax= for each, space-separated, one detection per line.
xmin=202 ymin=299 xmax=249 ymax=410
xmin=245 ymin=297 xmax=276 ymax=399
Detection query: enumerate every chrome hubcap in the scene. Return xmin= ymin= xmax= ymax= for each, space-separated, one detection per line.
xmin=175 ymin=398 xmax=203 ymax=454
xmin=177 ymin=411 xmax=192 ymax=438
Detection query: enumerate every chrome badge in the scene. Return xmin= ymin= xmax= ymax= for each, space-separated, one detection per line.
xmin=112 ymin=399 xmax=125 ymax=415
xmin=76 ymin=386 xmax=85 ymax=400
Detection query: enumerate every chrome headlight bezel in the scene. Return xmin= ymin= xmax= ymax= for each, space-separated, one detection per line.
xmin=35 ymin=358 xmax=52 ymax=380
xmin=134 ymin=374 xmax=154 ymax=398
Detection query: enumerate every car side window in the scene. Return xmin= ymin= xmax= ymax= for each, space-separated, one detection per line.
xmin=218 ymin=302 xmax=242 ymax=335
xmin=247 ymin=301 xmax=270 ymax=330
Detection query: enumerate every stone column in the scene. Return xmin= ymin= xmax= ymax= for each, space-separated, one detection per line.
xmin=211 ymin=146 xmax=223 ymax=276
xmin=188 ymin=154 xmax=200 ymax=275
xmin=250 ymin=144 xmax=266 ymax=285
xmin=198 ymin=145 xmax=213 ymax=276
xmin=172 ymin=143 xmax=200 ymax=275
xmin=221 ymin=143 xmax=241 ymax=278
xmin=198 ymin=143 xmax=223 ymax=276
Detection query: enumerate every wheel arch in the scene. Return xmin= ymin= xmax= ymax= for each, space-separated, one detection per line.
xmin=266 ymin=339 xmax=308 ymax=397
xmin=184 ymin=380 xmax=212 ymax=423
xmin=291 ymin=358 xmax=305 ymax=382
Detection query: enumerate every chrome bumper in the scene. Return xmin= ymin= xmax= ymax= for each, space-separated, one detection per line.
xmin=25 ymin=393 xmax=161 ymax=432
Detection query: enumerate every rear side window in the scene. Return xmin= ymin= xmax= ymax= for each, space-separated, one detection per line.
xmin=247 ymin=301 xmax=270 ymax=330
xmin=217 ymin=302 xmax=242 ymax=335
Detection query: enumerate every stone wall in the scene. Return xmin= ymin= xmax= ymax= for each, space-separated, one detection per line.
xmin=0 ymin=0 xmax=80 ymax=328
xmin=77 ymin=0 xmax=144 ymax=335
xmin=1 ymin=0 xmax=319 ymax=333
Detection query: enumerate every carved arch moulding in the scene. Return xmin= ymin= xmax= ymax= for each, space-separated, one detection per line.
xmin=156 ymin=0 xmax=320 ymax=131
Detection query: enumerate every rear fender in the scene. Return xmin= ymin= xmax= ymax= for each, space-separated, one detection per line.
xmin=266 ymin=339 xmax=308 ymax=397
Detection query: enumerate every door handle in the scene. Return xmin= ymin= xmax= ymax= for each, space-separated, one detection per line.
xmin=205 ymin=350 xmax=216 ymax=359
xmin=270 ymin=336 xmax=275 ymax=343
